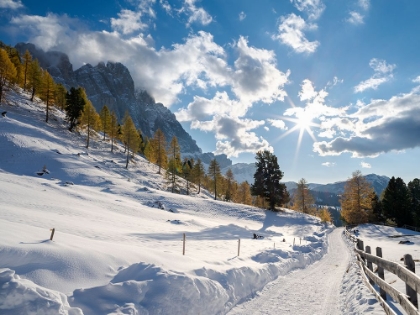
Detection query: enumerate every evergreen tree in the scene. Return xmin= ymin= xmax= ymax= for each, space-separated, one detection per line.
xmin=408 ymin=178 xmax=420 ymax=227
xmin=340 ymin=170 xmax=374 ymax=224
xmin=251 ymin=150 xmax=287 ymax=210
xmin=40 ymin=70 xmax=55 ymax=123
xmin=166 ymin=136 xmax=182 ymax=193
xmin=370 ymin=192 xmax=383 ymax=222
xmin=293 ymin=178 xmax=315 ymax=214
xmin=182 ymin=158 xmax=193 ymax=195
xmin=22 ymin=50 xmax=32 ymax=90
xmin=192 ymin=158 xmax=205 ymax=194
xmin=382 ymin=177 xmax=412 ymax=227
xmin=122 ymin=114 xmax=140 ymax=169
xmin=27 ymin=59 xmax=42 ymax=102
xmin=0 ymin=48 xmax=17 ymax=104
xmin=79 ymin=100 xmax=100 ymax=148
xmin=225 ymin=168 xmax=235 ymax=201
xmin=65 ymin=87 xmax=87 ymax=131
xmin=100 ymin=105 xmax=111 ymax=141
xmin=208 ymin=159 xmax=221 ymax=200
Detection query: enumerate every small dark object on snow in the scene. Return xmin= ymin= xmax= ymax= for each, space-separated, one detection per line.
xmin=253 ymin=233 xmax=264 ymax=239
xmin=1 ymin=111 xmax=6 ymax=117
xmin=399 ymin=240 xmax=412 ymax=244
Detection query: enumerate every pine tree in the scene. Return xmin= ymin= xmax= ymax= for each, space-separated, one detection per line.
xmin=208 ymin=159 xmax=221 ymax=200
xmin=79 ymin=100 xmax=100 ymax=148
xmin=28 ymin=59 xmax=42 ymax=102
xmin=370 ymin=192 xmax=383 ymax=222
xmin=293 ymin=178 xmax=315 ymax=214
xmin=22 ymin=50 xmax=32 ymax=90
xmin=192 ymin=158 xmax=205 ymax=194
xmin=382 ymin=177 xmax=412 ymax=227
xmin=100 ymin=105 xmax=111 ymax=141
xmin=340 ymin=170 xmax=374 ymax=224
xmin=122 ymin=114 xmax=140 ymax=169
xmin=166 ymin=136 xmax=182 ymax=193
xmin=182 ymin=158 xmax=193 ymax=195
xmin=40 ymin=70 xmax=55 ymax=123
xmin=408 ymin=178 xmax=420 ymax=227
xmin=251 ymin=150 xmax=287 ymax=210
xmin=65 ymin=87 xmax=87 ymax=131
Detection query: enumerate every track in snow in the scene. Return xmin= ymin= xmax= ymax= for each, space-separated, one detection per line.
xmin=227 ymin=228 xmax=350 ymax=315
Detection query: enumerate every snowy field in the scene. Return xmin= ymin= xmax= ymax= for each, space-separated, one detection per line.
xmin=0 ymin=89 xmax=384 ymax=314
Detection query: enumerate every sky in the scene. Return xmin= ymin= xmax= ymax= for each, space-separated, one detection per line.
xmin=1 ymin=0 xmax=420 ymax=184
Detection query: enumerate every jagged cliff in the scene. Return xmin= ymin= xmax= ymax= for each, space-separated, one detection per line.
xmin=15 ymin=43 xmax=202 ymax=155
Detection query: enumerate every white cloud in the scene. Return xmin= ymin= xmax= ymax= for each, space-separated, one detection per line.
xmin=160 ymin=0 xmax=172 ymax=15
xmin=273 ymin=13 xmax=319 ymax=54
xmin=361 ymin=161 xmax=371 ymax=168
xmin=181 ymin=0 xmax=212 ymax=27
xmin=354 ymin=58 xmax=396 ymax=93
xmin=413 ymin=76 xmax=420 ymax=84
xmin=239 ymin=11 xmax=246 ymax=21
xmin=358 ymin=0 xmax=370 ymax=11
xmin=291 ymin=0 xmax=325 ymax=20
xmin=111 ymin=10 xmax=147 ymax=34
xmin=347 ymin=11 xmax=364 ymax=25
xmin=0 ymin=0 xmax=23 ymax=9
xmin=268 ymin=119 xmax=287 ymax=130
xmin=322 ymin=162 xmax=336 ymax=167
xmin=299 ymin=79 xmax=318 ymax=101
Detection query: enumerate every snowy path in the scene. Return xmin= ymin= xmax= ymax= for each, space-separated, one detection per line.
xmin=227 ymin=228 xmax=350 ymax=315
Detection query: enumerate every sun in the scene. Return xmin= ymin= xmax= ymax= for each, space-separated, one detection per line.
xmin=295 ymin=110 xmax=314 ymax=131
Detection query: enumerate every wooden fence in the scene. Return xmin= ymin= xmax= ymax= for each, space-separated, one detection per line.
xmin=344 ymin=226 xmax=420 ymax=315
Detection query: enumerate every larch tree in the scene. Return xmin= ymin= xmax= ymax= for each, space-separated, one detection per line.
xmin=0 ymin=48 xmax=16 ymax=104
xmin=237 ymin=181 xmax=252 ymax=205
xmin=28 ymin=59 xmax=42 ymax=102
xmin=166 ymin=136 xmax=182 ymax=193
xmin=382 ymin=177 xmax=412 ymax=227
xmin=100 ymin=105 xmax=111 ymax=141
xmin=251 ymin=150 xmax=287 ymax=210
xmin=208 ymin=159 xmax=222 ymax=200
xmin=65 ymin=87 xmax=87 ymax=131
xmin=109 ymin=111 xmax=119 ymax=153
xmin=192 ymin=158 xmax=205 ymax=194
xmin=8 ymin=49 xmax=23 ymax=86
xmin=293 ymin=178 xmax=315 ymax=214
xmin=22 ymin=50 xmax=32 ymax=90
xmin=122 ymin=114 xmax=140 ymax=169
xmin=41 ymin=70 xmax=55 ymax=123
xmin=54 ymin=84 xmax=67 ymax=111
xmin=79 ymin=100 xmax=100 ymax=148
xmin=225 ymin=168 xmax=235 ymax=201
xmin=340 ymin=170 xmax=374 ymax=225
xmin=152 ymin=129 xmax=167 ymax=173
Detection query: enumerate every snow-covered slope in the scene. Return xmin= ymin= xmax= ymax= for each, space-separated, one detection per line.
xmin=0 ymin=88 xmax=385 ymax=315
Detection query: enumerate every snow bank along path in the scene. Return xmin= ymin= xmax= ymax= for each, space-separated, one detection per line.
xmin=228 ymin=228 xmax=350 ymax=315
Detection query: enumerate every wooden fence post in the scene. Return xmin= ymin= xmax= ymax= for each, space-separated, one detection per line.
xmin=404 ymin=254 xmax=418 ymax=308
xmin=365 ymin=246 xmax=374 ymax=285
xmin=357 ymin=239 xmax=365 ymax=262
xmin=50 ymin=228 xmax=55 ymax=241
xmin=238 ymin=238 xmax=240 ymax=257
xmin=376 ymin=247 xmax=386 ymax=300
xmin=182 ymin=233 xmax=186 ymax=256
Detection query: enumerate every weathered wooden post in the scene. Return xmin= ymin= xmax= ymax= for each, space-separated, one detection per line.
xmin=357 ymin=239 xmax=365 ymax=262
xmin=365 ymin=246 xmax=374 ymax=285
xmin=404 ymin=254 xmax=418 ymax=308
xmin=50 ymin=228 xmax=55 ymax=241
xmin=376 ymin=247 xmax=386 ymax=300
xmin=238 ymin=238 xmax=241 ymax=257
xmin=182 ymin=233 xmax=186 ymax=256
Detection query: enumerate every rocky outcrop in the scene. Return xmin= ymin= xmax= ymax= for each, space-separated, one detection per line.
xmin=15 ymin=43 xmax=201 ymax=155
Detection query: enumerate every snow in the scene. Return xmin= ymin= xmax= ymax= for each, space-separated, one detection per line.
xmin=0 ymin=88 xmax=387 ymax=314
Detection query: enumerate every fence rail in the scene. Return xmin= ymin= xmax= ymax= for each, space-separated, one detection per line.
xmin=344 ymin=226 xmax=420 ymax=315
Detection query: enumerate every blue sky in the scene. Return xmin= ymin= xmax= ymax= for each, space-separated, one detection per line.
xmin=1 ymin=0 xmax=420 ymax=184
